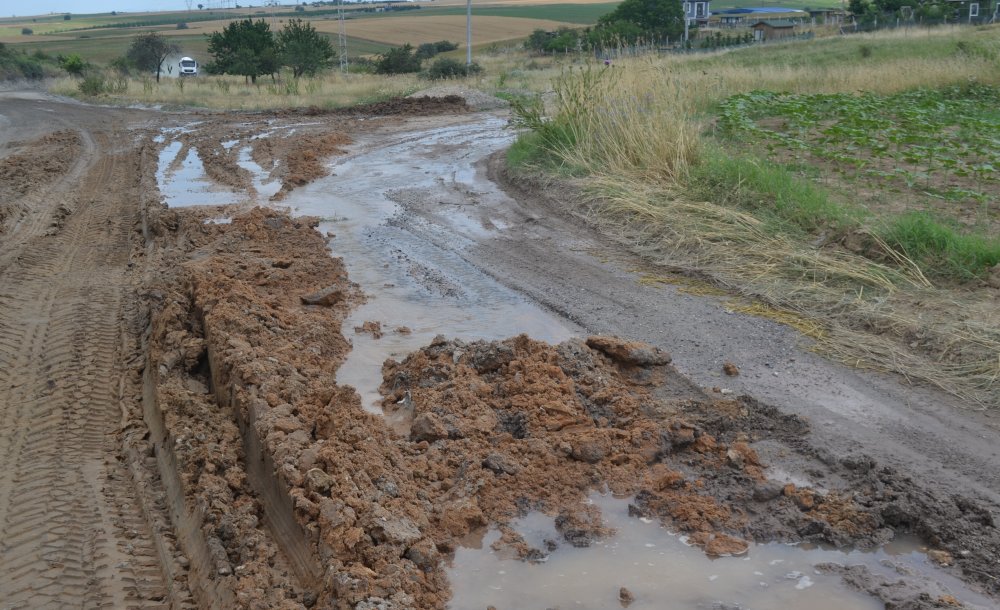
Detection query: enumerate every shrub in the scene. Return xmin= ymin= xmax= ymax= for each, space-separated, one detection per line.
xmin=425 ymin=57 xmax=481 ymax=80
xmin=60 ymin=54 xmax=86 ymax=76
xmin=78 ymin=74 xmax=105 ymax=95
xmin=176 ymin=22 xmax=189 ymax=30
xmin=63 ymin=13 xmax=71 ymax=20
xmin=415 ymin=42 xmax=440 ymax=60
xmin=21 ymin=28 xmax=33 ymax=35
xmin=374 ymin=44 xmax=422 ymax=74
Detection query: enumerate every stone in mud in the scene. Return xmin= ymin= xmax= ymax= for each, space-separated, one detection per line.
xmin=704 ymin=533 xmax=749 ymax=557
xmin=570 ymin=441 xmax=606 ymax=464
xmin=410 ymin=412 xmax=449 ymax=443
xmin=300 ymin=286 xmax=345 ymax=307
xmin=369 ymin=505 xmax=422 ymax=546
xmin=305 ymin=467 xmax=333 ymax=494
xmin=619 ymin=586 xmax=636 ymax=607
xmin=585 ymin=336 xmax=670 ymax=367
xmin=482 ymin=453 xmax=520 ymax=476
xmin=405 ymin=538 xmax=439 ymax=571
xmin=752 ymin=481 xmax=784 ymax=502
xmin=723 ymin=361 xmax=739 ymax=376
xmin=467 ymin=342 xmax=515 ymax=373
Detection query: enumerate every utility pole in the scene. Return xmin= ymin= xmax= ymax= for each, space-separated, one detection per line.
xmin=338 ymin=3 xmax=348 ymax=73
xmin=466 ymin=0 xmax=472 ymax=65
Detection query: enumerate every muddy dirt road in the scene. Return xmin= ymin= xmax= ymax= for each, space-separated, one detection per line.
xmin=1 ymin=91 xmax=998 ymax=609
xmin=0 ymin=93 xmax=175 ymax=607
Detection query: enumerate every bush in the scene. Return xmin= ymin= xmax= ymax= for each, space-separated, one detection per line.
xmin=63 ymin=13 xmax=71 ymax=20
xmin=78 ymin=74 xmax=105 ymax=95
xmin=425 ymin=57 xmax=481 ymax=80
xmin=415 ymin=42 xmax=440 ymax=60
xmin=434 ymin=40 xmax=459 ymax=52
xmin=374 ymin=44 xmax=422 ymax=74
xmin=59 ymin=54 xmax=86 ymax=76
xmin=176 ymin=22 xmax=189 ymax=30
xmin=21 ymin=28 xmax=33 ymax=35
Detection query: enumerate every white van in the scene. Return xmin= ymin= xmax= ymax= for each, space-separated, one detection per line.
xmin=179 ymin=57 xmax=198 ymax=77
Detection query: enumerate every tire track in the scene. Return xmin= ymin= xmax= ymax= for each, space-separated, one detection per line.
xmin=0 ymin=108 xmax=175 ymax=608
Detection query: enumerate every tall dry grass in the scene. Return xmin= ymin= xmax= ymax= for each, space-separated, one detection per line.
xmin=49 ymin=71 xmax=422 ymax=110
xmin=515 ymin=25 xmax=1000 ymax=407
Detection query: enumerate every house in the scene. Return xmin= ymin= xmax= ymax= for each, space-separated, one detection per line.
xmin=683 ymin=0 xmax=711 ymax=27
xmin=750 ymin=19 xmax=796 ymax=41
xmin=807 ymin=8 xmax=846 ymax=25
xmin=945 ymin=0 xmax=998 ymax=22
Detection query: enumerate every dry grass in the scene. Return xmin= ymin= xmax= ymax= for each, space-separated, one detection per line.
xmin=310 ymin=15 xmax=573 ymax=46
xmin=515 ymin=26 xmax=1000 ymax=407
xmin=48 ymin=71 xmax=422 ymax=110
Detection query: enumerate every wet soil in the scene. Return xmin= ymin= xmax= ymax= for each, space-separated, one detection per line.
xmin=2 ymin=91 xmax=999 ymax=610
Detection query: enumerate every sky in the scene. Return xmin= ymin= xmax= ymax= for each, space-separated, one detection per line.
xmin=2 ymin=0 xmax=249 ymax=17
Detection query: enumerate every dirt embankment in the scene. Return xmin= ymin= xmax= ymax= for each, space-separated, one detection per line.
xmin=136 ymin=199 xmax=999 ymax=609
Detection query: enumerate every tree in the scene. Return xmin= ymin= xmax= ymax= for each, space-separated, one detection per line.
xmin=206 ymin=19 xmax=278 ymax=84
xmin=127 ymin=32 xmax=179 ymax=82
xmin=59 ymin=54 xmax=86 ymax=76
xmin=276 ymin=18 xmax=333 ymax=78
xmin=594 ymin=0 xmax=684 ymax=44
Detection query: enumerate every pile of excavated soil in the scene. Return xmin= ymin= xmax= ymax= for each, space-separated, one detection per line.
xmin=143 ymin=203 xmax=997 ymax=609
xmin=409 ymin=86 xmax=509 ymax=111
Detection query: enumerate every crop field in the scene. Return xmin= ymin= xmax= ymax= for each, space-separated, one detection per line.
xmin=311 ymin=14 xmax=576 ymax=46
xmin=718 ymin=85 xmax=1000 ymax=275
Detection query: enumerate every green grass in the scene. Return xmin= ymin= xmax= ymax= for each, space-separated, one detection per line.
xmin=689 ymin=148 xmax=860 ymax=235
xmin=882 ymin=212 xmax=1000 ymax=280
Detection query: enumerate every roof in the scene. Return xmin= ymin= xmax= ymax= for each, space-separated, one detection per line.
xmin=750 ymin=19 xmax=798 ymax=27
xmin=713 ymin=7 xmax=806 ymax=14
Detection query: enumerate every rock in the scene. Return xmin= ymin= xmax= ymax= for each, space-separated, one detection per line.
xmin=927 ymin=549 xmax=953 ymax=566
xmin=305 ymin=468 xmax=333 ymax=494
xmin=704 ymin=533 xmax=749 ymax=557
xmin=370 ymin=506 xmax=422 ymax=546
xmin=482 ymin=453 xmax=520 ymax=475
xmin=752 ymin=481 xmax=784 ymax=502
xmin=410 ymin=412 xmax=449 ymax=443
xmin=586 ymin=336 xmax=670 ymax=367
xmin=570 ymin=441 xmax=605 ymax=464
xmin=725 ymin=448 xmax=744 ymax=469
xmin=300 ymin=286 xmax=345 ymax=307
xmin=405 ymin=539 xmax=439 ymax=571
xmin=619 ymin=586 xmax=636 ymax=607
xmin=468 ymin=342 xmax=515 ymax=373
xmin=723 ymin=361 xmax=739 ymax=376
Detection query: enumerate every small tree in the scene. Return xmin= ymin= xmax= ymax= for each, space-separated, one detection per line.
xmin=277 ymin=18 xmax=333 ymax=78
xmin=374 ymin=44 xmax=422 ymax=74
xmin=206 ymin=18 xmax=277 ymax=84
xmin=63 ymin=13 xmax=71 ymax=20
xmin=594 ymin=0 xmax=684 ymax=44
xmin=21 ymin=27 xmax=33 ymax=35
xmin=127 ymin=32 xmax=179 ymax=82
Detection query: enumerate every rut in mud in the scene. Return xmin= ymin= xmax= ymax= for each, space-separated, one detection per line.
xmin=0 ymin=96 xmax=179 ymax=607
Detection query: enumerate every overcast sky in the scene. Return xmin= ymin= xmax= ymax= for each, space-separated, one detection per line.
xmin=3 ymin=1 xmax=245 ymax=17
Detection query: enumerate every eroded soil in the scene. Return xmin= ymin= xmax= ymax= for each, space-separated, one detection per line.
xmin=1 ymin=91 xmax=998 ymax=610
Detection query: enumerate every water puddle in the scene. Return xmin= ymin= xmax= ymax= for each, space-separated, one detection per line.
xmin=449 ymin=494 xmax=985 ymax=610
xmin=156 ymin=138 xmax=243 ymax=208
xmin=279 ymin=118 xmax=577 ymax=412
